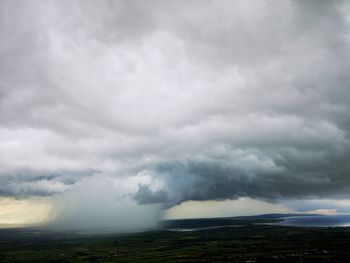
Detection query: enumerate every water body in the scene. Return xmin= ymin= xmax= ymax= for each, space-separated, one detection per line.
xmin=163 ymin=214 xmax=350 ymax=231
xmin=276 ymin=215 xmax=350 ymax=227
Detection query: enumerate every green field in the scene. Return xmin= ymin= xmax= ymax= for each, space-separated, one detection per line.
xmin=1 ymin=218 xmax=350 ymax=262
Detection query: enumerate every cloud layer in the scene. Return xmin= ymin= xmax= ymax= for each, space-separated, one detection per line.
xmin=1 ymin=0 xmax=350 ymax=215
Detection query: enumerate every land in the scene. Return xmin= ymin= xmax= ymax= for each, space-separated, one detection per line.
xmin=1 ymin=216 xmax=350 ymax=262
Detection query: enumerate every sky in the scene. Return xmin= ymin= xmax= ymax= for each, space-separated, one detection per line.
xmin=1 ymin=0 xmax=350 ymax=230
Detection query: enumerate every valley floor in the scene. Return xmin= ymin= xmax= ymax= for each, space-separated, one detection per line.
xmin=1 ymin=221 xmax=350 ymax=262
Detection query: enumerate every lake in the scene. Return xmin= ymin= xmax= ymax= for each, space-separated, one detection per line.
xmin=275 ymin=214 xmax=350 ymax=227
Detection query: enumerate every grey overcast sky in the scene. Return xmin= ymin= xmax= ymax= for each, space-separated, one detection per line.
xmin=1 ymin=0 xmax=350 ymax=229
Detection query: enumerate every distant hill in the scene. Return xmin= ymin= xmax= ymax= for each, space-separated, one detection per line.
xmin=235 ymin=213 xmax=323 ymax=219
xmin=159 ymin=213 xmax=323 ymax=230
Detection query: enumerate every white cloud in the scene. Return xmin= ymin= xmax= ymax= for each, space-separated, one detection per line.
xmin=1 ymin=1 xmax=350 ymax=224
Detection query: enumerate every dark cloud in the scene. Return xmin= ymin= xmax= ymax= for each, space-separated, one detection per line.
xmin=134 ymin=184 xmax=168 ymax=205
xmin=0 ymin=170 xmax=96 ymax=197
xmin=0 ymin=0 xmax=350 ymax=211
xmin=142 ymin=152 xmax=350 ymax=207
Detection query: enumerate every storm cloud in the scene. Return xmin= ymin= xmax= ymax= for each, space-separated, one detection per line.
xmin=1 ymin=0 xmax=350 ymax=215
